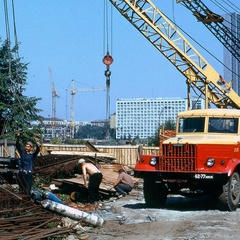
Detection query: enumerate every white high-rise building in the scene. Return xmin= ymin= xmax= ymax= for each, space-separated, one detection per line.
xmin=116 ymin=97 xmax=204 ymax=139
xmin=223 ymin=12 xmax=240 ymax=94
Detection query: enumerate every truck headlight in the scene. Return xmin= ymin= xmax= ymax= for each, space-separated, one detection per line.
xmin=150 ymin=157 xmax=158 ymax=166
xmin=206 ymin=157 xmax=215 ymax=167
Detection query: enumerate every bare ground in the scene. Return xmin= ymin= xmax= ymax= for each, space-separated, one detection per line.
xmin=86 ymin=188 xmax=240 ymax=240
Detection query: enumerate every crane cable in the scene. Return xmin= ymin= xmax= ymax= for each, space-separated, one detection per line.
xmin=211 ymin=0 xmax=240 ymax=12
xmin=222 ymin=0 xmax=240 ymax=12
xmin=3 ymin=0 xmax=12 ymax=80
xmin=2 ymin=0 xmax=13 ymax=135
xmin=10 ymin=0 xmax=35 ymax=123
xmin=103 ymin=0 xmax=113 ymax=55
xmin=170 ymin=1 xmax=239 ymax=79
xmin=210 ymin=0 xmax=240 ymax=34
xmin=2 ymin=0 xmax=36 ymax=136
xmin=11 ymin=0 xmax=19 ymax=54
xmin=103 ymin=0 xmax=114 ymax=138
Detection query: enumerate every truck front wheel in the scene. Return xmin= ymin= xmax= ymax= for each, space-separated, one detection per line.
xmin=218 ymin=172 xmax=240 ymax=211
xmin=143 ymin=177 xmax=168 ymax=208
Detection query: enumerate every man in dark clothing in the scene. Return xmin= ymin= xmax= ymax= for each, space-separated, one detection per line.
xmin=16 ymin=134 xmax=40 ymax=195
xmin=113 ymin=169 xmax=134 ymax=197
xmin=78 ymin=158 xmax=103 ymax=204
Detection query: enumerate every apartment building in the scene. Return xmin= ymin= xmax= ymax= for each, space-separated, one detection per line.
xmin=116 ymin=97 xmax=204 ymax=139
xmin=31 ymin=118 xmax=88 ymax=141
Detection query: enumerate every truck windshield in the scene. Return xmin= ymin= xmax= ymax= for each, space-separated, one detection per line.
xmin=208 ymin=117 xmax=238 ymax=133
xmin=178 ymin=117 xmax=205 ymax=133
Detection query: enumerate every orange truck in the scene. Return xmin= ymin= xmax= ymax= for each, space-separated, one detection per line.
xmin=134 ymin=108 xmax=240 ymax=211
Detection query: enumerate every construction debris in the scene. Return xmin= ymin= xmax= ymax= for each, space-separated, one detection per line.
xmin=0 ymin=204 xmax=72 ymax=240
xmin=0 ymin=144 xmax=140 ymax=239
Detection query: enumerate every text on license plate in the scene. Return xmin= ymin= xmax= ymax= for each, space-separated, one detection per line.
xmin=194 ymin=174 xmax=213 ymax=179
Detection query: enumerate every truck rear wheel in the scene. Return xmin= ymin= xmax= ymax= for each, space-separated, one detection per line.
xmin=218 ymin=172 xmax=240 ymax=211
xmin=143 ymin=177 xmax=168 ymax=208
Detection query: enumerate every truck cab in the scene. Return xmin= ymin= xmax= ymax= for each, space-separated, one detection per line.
xmin=135 ymin=108 xmax=240 ymax=211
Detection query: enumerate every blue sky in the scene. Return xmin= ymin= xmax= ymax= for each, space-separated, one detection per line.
xmin=0 ymin=1 xmax=239 ymax=122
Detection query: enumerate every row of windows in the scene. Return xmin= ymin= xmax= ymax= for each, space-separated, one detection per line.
xmin=115 ymin=98 xmax=204 ymax=139
xmin=116 ymin=111 xmax=182 ymax=114
xmin=117 ymin=114 xmax=177 ymax=118
xmin=117 ymin=101 xmax=185 ymax=105
xmin=116 ymin=107 xmax=194 ymax=113
xmin=117 ymin=106 xmax=185 ymax=111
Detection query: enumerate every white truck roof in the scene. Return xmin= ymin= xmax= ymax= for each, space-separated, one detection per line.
xmin=178 ymin=108 xmax=240 ymax=118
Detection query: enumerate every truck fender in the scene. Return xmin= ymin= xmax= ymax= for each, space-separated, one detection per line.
xmin=225 ymin=158 xmax=240 ymax=177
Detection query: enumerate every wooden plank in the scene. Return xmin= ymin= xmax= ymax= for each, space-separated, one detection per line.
xmin=49 ymin=151 xmax=114 ymax=158
xmin=101 ymin=164 xmax=124 ymax=171
xmin=37 ymin=144 xmax=159 ymax=167
xmin=54 ymin=176 xmax=116 ymax=192
xmin=4 ymin=147 xmax=10 ymax=157
xmin=85 ymin=141 xmax=99 ymax=152
xmin=53 ymin=165 xmax=140 ymax=194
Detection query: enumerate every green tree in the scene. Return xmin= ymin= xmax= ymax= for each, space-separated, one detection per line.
xmin=50 ymin=137 xmax=62 ymax=144
xmin=148 ymin=126 xmax=160 ymax=147
xmin=109 ymin=128 xmax=116 ymax=139
xmin=164 ymin=119 xmax=176 ymax=130
xmin=149 ymin=120 xmax=176 ymax=146
xmin=64 ymin=138 xmax=85 ymax=145
xmin=75 ymin=124 xmax=107 ymax=140
xmin=0 ymin=39 xmax=42 ymax=140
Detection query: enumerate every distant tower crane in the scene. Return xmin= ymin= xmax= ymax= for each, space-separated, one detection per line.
xmin=70 ymin=79 xmax=106 ymax=138
xmin=48 ymin=67 xmax=59 ymax=137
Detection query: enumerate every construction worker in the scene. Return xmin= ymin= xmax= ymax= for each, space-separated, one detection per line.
xmin=113 ymin=169 xmax=134 ymax=197
xmin=16 ymin=133 xmax=41 ymax=195
xmin=77 ymin=158 xmax=103 ymax=204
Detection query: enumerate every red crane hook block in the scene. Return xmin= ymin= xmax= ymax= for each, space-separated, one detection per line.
xmin=102 ymin=52 xmax=114 ymax=69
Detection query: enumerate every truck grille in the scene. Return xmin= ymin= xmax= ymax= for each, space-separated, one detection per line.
xmin=160 ymin=143 xmax=197 ymax=172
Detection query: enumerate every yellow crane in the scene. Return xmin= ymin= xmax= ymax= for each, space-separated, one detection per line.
xmin=109 ymin=0 xmax=240 ymax=109
xmin=70 ymin=79 xmax=106 ymax=138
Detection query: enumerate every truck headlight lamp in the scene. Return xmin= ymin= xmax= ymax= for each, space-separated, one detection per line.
xmin=150 ymin=157 xmax=158 ymax=166
xmin=206 ymin=157 xmax=215 ymax=167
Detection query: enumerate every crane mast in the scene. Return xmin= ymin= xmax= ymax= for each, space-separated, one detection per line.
xmin=109 ymin=0 xmax=240 ymax=109
xmin=177 ymin=0 xmax=240 ymax=62
xmin=48 ymin=67 xmax=58 ymax=137
xmin=70 ymin=79 xmax=106 ymax=138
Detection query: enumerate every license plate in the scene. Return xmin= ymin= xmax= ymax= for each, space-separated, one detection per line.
xmin=194 ymin=174 xmax=213 ymax=179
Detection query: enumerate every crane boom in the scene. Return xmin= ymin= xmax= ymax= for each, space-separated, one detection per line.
xmin=177 ymin=0 xmax=240 ymax=62
xmin=70 ymin=79 xmax=106 ymax=138
xmin=109 ymin=0 xmax=240 ymax=109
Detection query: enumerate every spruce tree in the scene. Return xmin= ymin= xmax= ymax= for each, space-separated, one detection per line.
xmin=0 ymin=39 xmax=42 ymax=140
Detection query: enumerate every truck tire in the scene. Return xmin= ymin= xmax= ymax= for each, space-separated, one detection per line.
xmin=218 ymin=172 xmax=240 ymax=211
xmin=143 ymin=177 xmax=168 ymax=208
